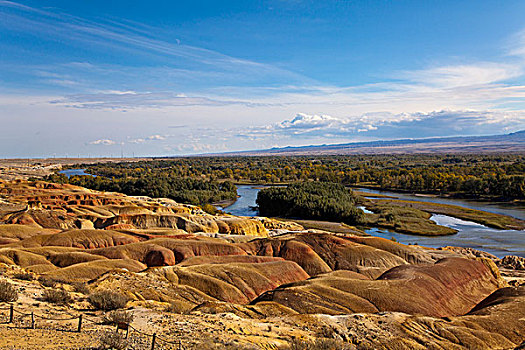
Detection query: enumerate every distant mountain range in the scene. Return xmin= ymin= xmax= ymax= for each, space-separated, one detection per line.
xmin=215 ymin=130 xmax=525 ymax=156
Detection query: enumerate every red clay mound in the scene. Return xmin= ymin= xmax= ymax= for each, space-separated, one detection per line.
xmin=242 ymin=233 xmax=409 ymax=278
xmin=343 ymin=235 xmax=438 ymax=264
xmin=91 ymin=238 xmax=247 ymax=266
xmin=12 ymin=229 xmax=141 ymax=249
xmin=0 ymin=224 xmax=59 ymax=242
xmin=42 ymin=258 xmax=147 ymax=282
xmin=178 ymin=255 xmax=285 ymax=267
xmin=256 ymin=257 xmax=501 ymax=317
xmin=176 ymin=260 xmax=310 ymax=304
xmin=2 ymin=209 xmax=79 ymax=229
xmin=241 ymin=238 xmax=331 ymax=276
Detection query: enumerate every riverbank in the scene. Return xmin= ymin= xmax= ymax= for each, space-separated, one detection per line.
xmin=212 ymin=198 xmax=237 ymax=208
xmin=363 ymin=198 xmax=525 ymax=231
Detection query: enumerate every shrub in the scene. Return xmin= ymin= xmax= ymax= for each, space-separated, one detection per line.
xmin=99 ymin=331 xmax=129 ymax=350
xmin=200 ymin=203 xmax=220 ymax=215
xmin=13 ymin=273 xmax=34 ymax=281
xmin=42 ymin=289 xmax=72 ymax=305
xmin=0 ymin=281 xmax=18 ymax=302
xmin=103 ymin=310 xmax=134 ymax=325
xmin=88 ymin=290 xmax=129 ymax=310
xmin=38 ymin=276 xmax=57 ymax=288
xmin=72 ymin=282 xmax=90 ymax=295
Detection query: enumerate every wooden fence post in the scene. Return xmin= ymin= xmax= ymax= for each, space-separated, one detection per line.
xmin=151 ymin=333 xmax=156 ymax=350
xmin=77 ymin=315 xmax=82 ymax=333
xmin=30 ymin=312 xmax=35 ymax=329
xmin=9 ymin=304 xmax=13 ymax=323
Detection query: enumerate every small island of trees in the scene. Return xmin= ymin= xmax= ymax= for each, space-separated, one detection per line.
xmin=256 ymin=182 xmax=364 ymax=224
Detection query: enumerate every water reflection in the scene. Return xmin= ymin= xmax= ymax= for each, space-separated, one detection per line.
xmin=59 ymin=169 xmax=96 ymax=178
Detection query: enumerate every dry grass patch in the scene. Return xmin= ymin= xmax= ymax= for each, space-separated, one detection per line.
xmin=13 ymin=272 xmax=34 ymax=281
xmin=42 ymin=289 xmax=72 ymax=305
xmin=99 ymin=331 xmax=129 ymax=350
xmin=0 ymin=280 xmax=18 ymax=302
xmin=88 ymin=290 xmax=129 ymax=310
xmin=103 ymin=310 xmax=134 ymax=325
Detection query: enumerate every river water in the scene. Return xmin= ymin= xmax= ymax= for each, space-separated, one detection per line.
xmin=59 ymin=169 xmax=96 ymax=178
xmin=225 ymin=185 xmax=525 ymax=258
xmin=357 ymin=187 xmax=525 ymax=221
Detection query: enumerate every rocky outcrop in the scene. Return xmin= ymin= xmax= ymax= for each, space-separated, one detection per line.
xmin=440 ymin=245 xmax=499 ymax=260
xmin=0 ymin=181 xmax=269 ymax=236
xmin=498 ymin=255 xmax=525 ymax=270
xmin=256 ymin=217 xmax=304 ymax=231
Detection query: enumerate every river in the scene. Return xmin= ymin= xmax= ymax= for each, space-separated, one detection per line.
xmin=59 ymin=169 xmax=96 ymax=178
xmin=225 ymin=185 xmax=525 ymax=258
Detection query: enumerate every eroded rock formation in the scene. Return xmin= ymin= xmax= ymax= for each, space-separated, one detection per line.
xmin=0 ymin=180 xmax=522 ymax=349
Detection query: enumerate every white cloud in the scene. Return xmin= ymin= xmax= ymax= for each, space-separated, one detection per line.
xmin=128 ymin=134 xmax=166 ymax=143
xmin=89 ymin=139 xmax=116 ymax=145
xmin=276 ymin=113 xmax=354 ymax=134
xmin=147 ymin=134 xmax=165 ymax=141
xmin=241 ymin=110 xmax=525 ymax=141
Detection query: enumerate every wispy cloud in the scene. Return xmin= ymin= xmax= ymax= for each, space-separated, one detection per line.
xmin=401 ymin=63 xmax=523 ymax=87
xmin=0 ymin=1 xmax=313 ymax=91
xmin=49 ymin=91 xmax=270 ymax=109
xmin=507 ymin=28 xmax=525 ymax=58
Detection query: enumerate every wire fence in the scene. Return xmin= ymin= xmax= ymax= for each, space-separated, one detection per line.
xmin=0 ymin=304 xmax=184 ymax=349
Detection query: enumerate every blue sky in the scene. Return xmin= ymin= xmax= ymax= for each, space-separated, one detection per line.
xmin=1 ymin=0 xmax=524 ymax=157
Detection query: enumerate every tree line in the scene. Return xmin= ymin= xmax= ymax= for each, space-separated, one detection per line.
xmin=44 ymin=173 xmax=237 ymax=206
xmin=71 ymin=154 xmax=525 ymax=200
